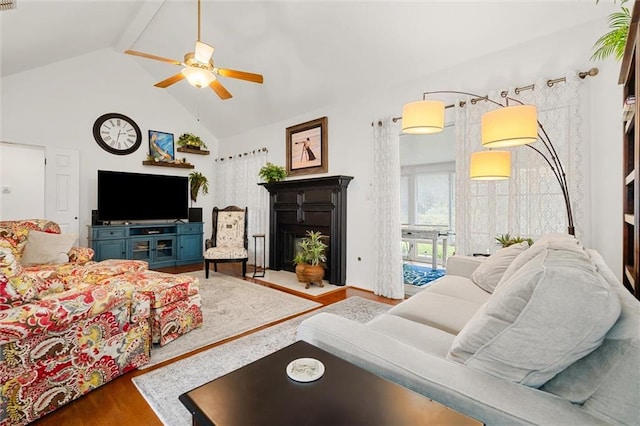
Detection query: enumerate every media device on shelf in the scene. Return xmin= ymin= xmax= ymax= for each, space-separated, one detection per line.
xmin=97 ymin=170 xmax=189 ymax=222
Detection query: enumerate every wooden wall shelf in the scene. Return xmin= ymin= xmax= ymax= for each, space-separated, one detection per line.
xmin=142 ymin=160 xmax=194 ymax=169
xmin=177 ymin=147 xmax=210 ymax=155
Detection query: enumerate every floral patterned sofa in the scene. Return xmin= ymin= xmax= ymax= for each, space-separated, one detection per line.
xmin=0 ymin=220 xmax=159 ymax=425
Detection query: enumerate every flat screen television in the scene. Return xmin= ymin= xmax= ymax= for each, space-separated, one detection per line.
xmin=98 ymin=170 xmax=189 ymax=222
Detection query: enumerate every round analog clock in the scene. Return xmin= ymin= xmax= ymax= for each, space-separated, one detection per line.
xmin=93 ymin=113 xmax=142 ymax=155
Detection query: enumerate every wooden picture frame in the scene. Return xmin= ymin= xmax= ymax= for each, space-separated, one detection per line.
xmin=148 ymin=130 xmax=175 ymax=161
xmin=286 ymin=117 xmax=328 ymax=176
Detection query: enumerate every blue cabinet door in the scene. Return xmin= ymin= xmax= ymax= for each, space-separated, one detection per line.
xmin=95 ymin=239 xmax=126 ymax=260
xmin=177 ymin=234 xmax=203 ymax=265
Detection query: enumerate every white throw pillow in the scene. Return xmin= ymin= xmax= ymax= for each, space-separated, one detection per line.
xmin=448 ymin=241 xmax=621 ymax=388
xmin=20 ymin=230 xmax=77 ymax=266
xmin=470 ymin=241 xmax=528 ymax=293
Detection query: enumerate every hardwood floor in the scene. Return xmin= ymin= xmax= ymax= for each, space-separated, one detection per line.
xmin=33 ymin=263 xmax=398 ymax=425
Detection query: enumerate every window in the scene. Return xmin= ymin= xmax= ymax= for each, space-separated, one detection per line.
xmin=401 ymin=163 xmax=455 ymax=231
xmin=401 ymin=162 xmax=456 ymax=266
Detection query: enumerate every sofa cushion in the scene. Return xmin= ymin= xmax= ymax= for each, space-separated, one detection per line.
xmin=368 ymin=314 xmax=456 ymax=357
xmin=425 ymin=275 xmax=491 ymax=305
xmin=20 ymin=230 xmax=77 ymax=266
xmin=447 ymin=241 xmax=622 ymax=388
xmin=388 ymin=291 xmax=483 ymax=335
xmin=470 ymin=241 xmax=528 ymax=293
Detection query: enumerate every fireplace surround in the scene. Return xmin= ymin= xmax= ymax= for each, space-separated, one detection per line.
xmin=260 ymin=175 xmax=353 ymax=285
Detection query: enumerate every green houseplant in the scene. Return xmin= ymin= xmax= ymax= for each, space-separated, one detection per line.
xmin=495 ymin=233 xmax=534 ymax=248
xmin=293 ymin=230 xmax=327 ymax=289
xmin=258 ymin=162 xmax=287 ymax=183
xmin=177 ymin=133 xmax=208 ymax=150
xmin=188 ymin=171 xmax=209 ymax=205
xmin=592 ymin=0 xmax=631 ymax=61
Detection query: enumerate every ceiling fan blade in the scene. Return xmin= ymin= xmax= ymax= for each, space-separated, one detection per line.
xmin=124 ymin=50 xmax=182 ymax=66
xmin=210 ymin=79 xmax=233 ymax=100
xmin=215 ymin=68 xmax=264 ymax=84
xmin=154 ymin=73 xmax=185 ymax=88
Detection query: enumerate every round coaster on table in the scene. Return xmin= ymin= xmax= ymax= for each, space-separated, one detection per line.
xmin=286 ymin=358 xmax=325 ymax=382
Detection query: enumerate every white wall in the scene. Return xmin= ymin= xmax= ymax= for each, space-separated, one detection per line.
xmin=0 ymin=142 xmax=45 ymax=219
xmin=217 ymin=19 xmax=624 ymax=289
xmin=0 ymin=48 xmax=219 ymax=246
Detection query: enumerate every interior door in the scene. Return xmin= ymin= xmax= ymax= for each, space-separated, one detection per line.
xmin=45 ymin=148 xmax=80 ymax=235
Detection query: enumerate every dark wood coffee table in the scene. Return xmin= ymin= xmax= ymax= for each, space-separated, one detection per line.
xmin=179 ymin=340 xmax=481 ymax=426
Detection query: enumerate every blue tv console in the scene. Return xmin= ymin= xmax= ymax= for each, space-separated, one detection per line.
xmin=88 ymin=222 xmax=203 ymax=269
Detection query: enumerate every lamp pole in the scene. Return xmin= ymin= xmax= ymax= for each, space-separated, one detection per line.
xmin=421 ymin=90 xmax=575 ymax=236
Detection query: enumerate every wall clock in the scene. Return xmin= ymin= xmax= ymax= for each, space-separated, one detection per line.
xmin=93 ymin=113 xmax=142 ymax=155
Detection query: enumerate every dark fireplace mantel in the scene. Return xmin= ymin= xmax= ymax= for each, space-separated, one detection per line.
xmin=260 ymin=175 xmax=353 ymax=285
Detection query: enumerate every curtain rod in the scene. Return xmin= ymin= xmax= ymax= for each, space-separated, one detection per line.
xmin=214 ymin=147 xmax=268 ymax=162
xmin=376 ymin=67 xmax=599 ymax=126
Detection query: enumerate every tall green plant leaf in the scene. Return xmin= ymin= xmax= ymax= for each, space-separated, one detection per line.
xmin=592 ymin=2 xmax=631 ymax=61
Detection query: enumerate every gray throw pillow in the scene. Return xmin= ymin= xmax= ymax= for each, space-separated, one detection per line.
xmin=470 ymin=241 xmax=528 ymax=293
xmin=448 ymin=241 xmax=621 ymax=388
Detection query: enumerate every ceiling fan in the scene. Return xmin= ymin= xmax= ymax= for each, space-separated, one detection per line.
xmin=124 ymin=0 xmax=263 ymax=100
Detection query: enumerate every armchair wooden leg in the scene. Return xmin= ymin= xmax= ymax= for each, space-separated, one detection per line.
xmin=242 ymin=261 xmax=247 ymax=277
xmin=205 ymin=260 xmax=210 ymax=279
xmin=214 ymin=263 xmax=218 ymax=272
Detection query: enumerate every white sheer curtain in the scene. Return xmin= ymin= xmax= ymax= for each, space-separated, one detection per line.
xmin=372 ymin=118 xmax=404 ymax=299
xmin=455 ymin=72 xmax=588 ymax=255
xmin=212 ymin=148 xmax=269 ymax=267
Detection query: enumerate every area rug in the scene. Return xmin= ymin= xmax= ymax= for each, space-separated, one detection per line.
xmin=133 ymin=296 xmax=390 ymax=425
xmin=403 ymin=263 xmax=445 ymax=286
xmin=142 ymin=272 xmax=321 ymax=369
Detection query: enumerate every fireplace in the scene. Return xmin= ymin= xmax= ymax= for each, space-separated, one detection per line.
xmin=260 ymin=175 xmax=353 ymax=285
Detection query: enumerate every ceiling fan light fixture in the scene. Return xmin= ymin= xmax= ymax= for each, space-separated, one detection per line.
xmin=182 ymin=66 xmax=216 ymax=88
xmin=194 ymin=41 xmax=215 ymax=64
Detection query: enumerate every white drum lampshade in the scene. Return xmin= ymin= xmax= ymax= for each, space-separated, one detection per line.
xmin=481 ymin=105 xmax=538 ymax=148
xmin=401 ymin=100 xmax=445 ymax=134
xmin=469 ymin=150 xmax=511 ymax=180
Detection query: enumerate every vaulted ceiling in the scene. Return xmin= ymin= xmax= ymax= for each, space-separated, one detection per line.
xmin=1 ymin=1 xmax=614 ymax=139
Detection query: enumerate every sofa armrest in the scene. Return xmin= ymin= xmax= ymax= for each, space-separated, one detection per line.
xmin=298 ymin=313 xmax=608 ymax=426
xmin=445 ymin=255 xmax=485 ymax=278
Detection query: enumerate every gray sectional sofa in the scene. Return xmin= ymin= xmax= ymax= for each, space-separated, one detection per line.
xmin=298 ymin=235 xmax=640 ymax=425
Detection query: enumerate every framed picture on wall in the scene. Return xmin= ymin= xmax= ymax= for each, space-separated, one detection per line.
xmin=148 ymin=130 xmax=175 ymax=161
xmin=286 ymin=116 xmax=328 ymax=176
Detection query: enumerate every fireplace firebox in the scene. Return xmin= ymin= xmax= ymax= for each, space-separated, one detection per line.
xmin=260 ymin=175 xmax=353 ymax=285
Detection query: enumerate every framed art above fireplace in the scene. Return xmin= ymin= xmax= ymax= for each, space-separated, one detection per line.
xmin=286 ymin=116 xmax=328 ymax=177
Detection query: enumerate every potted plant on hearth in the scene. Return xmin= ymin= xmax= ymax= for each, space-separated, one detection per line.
xmin=293 ymin=230 xmax=327 ymax=289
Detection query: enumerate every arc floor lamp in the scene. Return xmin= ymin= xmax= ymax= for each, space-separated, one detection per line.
xmin=400 ymin=90 xmax=576 ymax=235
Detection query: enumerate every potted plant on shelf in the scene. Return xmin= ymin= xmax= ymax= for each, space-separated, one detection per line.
xmin=177 ymin=133 xmax=208 ymax=150
xmin=293 ymin=230 xmax=327 ymax=289
xmin=258 ymin=162 xmax=287 ymax=183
